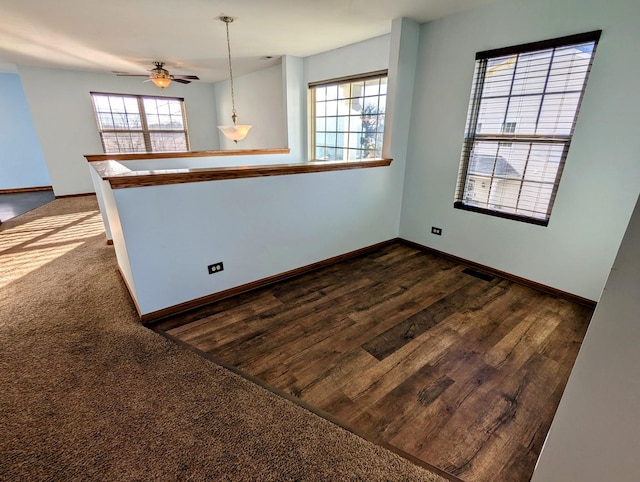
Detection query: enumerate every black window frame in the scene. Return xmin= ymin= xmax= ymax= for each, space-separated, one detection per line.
xmin=454 ymin=30 xmax=602 ymax=226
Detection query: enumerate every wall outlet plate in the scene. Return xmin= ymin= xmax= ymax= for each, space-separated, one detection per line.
xmin=208 ymin=262 xmax=224 ymax=274
xmin=431 ymin=227 xmax=442 ymax=236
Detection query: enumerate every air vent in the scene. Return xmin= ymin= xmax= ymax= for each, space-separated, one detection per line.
xmin=462 ymin=268 xmax=494 ymax=282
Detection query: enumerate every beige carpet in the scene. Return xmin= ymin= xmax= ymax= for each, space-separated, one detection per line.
xmin=0 ymin=196 xmax=447 ymax=481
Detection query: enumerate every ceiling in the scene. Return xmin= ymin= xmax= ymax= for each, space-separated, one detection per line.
xmin=0 ymin=0 xmax=497 ymax=82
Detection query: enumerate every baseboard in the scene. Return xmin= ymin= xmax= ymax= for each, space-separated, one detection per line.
xmin=55 ymin=192 xmax=95 ymax=199
xmin=137 ymin=236 xmax=596 ymax=324
xmin=0 ymin=186 xmax=52 ymax=194
xmin=141 ymin=239 xmax=397 ymax=324
xmin=398 ymin=238 xmax=597 ymax=308
xmin=117 ymin=267 xmax=143 ymax=319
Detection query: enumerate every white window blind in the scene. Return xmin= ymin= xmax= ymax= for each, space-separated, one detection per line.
xmin=454 ymin=31 xmax=601 ymax=226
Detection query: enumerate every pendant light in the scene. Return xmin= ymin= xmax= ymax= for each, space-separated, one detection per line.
xmin=217 ymin=16 xmax=252 ymax=143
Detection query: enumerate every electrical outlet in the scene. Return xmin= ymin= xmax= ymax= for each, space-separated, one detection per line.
xmin=431 ymin=226 xmax=442 ymax=236
xmin=208 ymin=262 xmax=224 ymax=274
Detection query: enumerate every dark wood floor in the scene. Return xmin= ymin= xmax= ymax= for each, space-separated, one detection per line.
xmin=154 ymin=243 xmax=592 ymax=482
xmin=0 ymin=190 xmax=55 ymax=223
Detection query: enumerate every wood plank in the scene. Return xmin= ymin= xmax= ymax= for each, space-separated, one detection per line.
xmin=159 ymin=242 xmax=592 ymax=482
xmin=362 ymin=276 xmax=500 ymax=360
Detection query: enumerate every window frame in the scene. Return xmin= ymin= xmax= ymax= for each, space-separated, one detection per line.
xmin=90 ymin=92 xmax=190 ymax=154
xmin=308 ymin=70 xmax=388 ymax=162
xmin=454 ymin=30 xmax=601 ymax=226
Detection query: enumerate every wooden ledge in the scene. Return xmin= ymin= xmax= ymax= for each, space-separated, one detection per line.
xmin=85 ymin=148 xmax=290 ymax=162
xmin=91 ymin=158 xmax=393 ymax=189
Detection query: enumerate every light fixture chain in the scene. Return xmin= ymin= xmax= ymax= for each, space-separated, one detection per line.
xmin=224 ymin=19 xmax=237 ymax=122
xmin=216 ymin=15 xmax=251 ymax=143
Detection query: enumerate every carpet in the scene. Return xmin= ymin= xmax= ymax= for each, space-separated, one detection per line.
xmin=0 ymin=196 xmax=447 ymax=481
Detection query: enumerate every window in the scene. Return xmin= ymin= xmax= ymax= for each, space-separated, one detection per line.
xmin=309 ymin=71 xmax=387 ymax=161
xmin=90 ymin=93 xmax=190 ymax=154
xmin=454 ymin=31 xmax=601 ymax=225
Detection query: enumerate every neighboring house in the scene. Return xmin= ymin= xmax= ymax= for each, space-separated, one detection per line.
xmin=464 ymin=153 xmax=521 ymax=212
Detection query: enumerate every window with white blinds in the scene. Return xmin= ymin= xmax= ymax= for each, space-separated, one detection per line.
xmin=454 ymin=31 xmax=601 ymax=226
xmin=91 ymin=93 xmax=190 ymax=154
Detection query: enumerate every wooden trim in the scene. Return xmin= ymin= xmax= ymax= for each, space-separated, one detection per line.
xmin=117 ymin=267 xmax=143 ymax=319
xmin=85 ymin=147 xmax=290 ymax=162
xmin=378 ymin=444 xmax=465 ymax=482
xmin=55 ymin=193 xmax=95 ymax=199
xmin=152 ymin=327 xmax=463 ymax=482
xmin=0 ymin=186 xmax=53 ymax=194
xmin=142 ymin=239 xmax=397 ymax=324
xmin=398 ymin=238 xmax=597 ymax=308
xmin=99 ymin=158 xmax=392 ymax=189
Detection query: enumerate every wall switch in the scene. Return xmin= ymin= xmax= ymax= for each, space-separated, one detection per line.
xmin=431 ymin=227 xmax=442 ymax=236
xmin=208 ymin=262 xmax=224 ymax=274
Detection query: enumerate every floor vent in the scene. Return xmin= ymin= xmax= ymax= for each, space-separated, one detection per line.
xmin=462 ymin=268 xmax=495 ymax=282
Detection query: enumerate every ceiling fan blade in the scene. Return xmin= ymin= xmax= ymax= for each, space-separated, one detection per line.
xmin=173 ymin=75 xmax=200 ymax=80
xmin=116 ymin=73 xmax=149 ymax=77
xmin=172 ymin=78 xmax=192 ymax=84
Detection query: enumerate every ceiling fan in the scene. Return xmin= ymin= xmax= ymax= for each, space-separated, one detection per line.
xmin=116 ymin=62 xmax=200 ymax=89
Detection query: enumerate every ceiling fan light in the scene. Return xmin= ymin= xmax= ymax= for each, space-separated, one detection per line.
xmin=217 ymin=124 xmax=253 ymax=143
xmin=151 ymin=74 xmax=172 ymax=89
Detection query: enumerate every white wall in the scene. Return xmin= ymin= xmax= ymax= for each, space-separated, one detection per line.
xmin=95 ymin=22 xmax=417 ymax=317
xmin=532 ymin=194 xmax=640 ymax=481
xmin=214 ymin=63 xmax=287 ymax=150
xmin=282 ymin=56 xmax=305 ymax=160
xmin=304 ymin=34 xmax=390 ymax=84
xmin=111 ymin=165 xmax=398 ymax=315
xmin=211 ymin=34 xmax=394 ymax=157
xmin=0 ymin=73 xmax=51 ymax=190
xmin=301 ymin=31 xmax=408 ymax=225
xmin=384 ymin=18 xmax=420 ymax=233
xmin=399 ymin=0 xmax=640 ymax=301
xmin=18 ymin=66 xmax=218 ymax=196
xmin=13 ymin=35 xmax=392 ymax=195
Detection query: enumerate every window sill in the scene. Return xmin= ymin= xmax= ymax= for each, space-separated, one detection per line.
xmin=454 ymin=201 xmax=549 ymax=227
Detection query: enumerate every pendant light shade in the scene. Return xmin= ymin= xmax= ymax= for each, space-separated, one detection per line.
xmin=149 ymin=63 xmax=172 ymax=89
xmin=150 ymin=73 xmax=172 ymax=89
xmin=218 ymin=124 xmax=252 ymax=142
xmin=217 ymin=16 xmax=252 ymax=143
